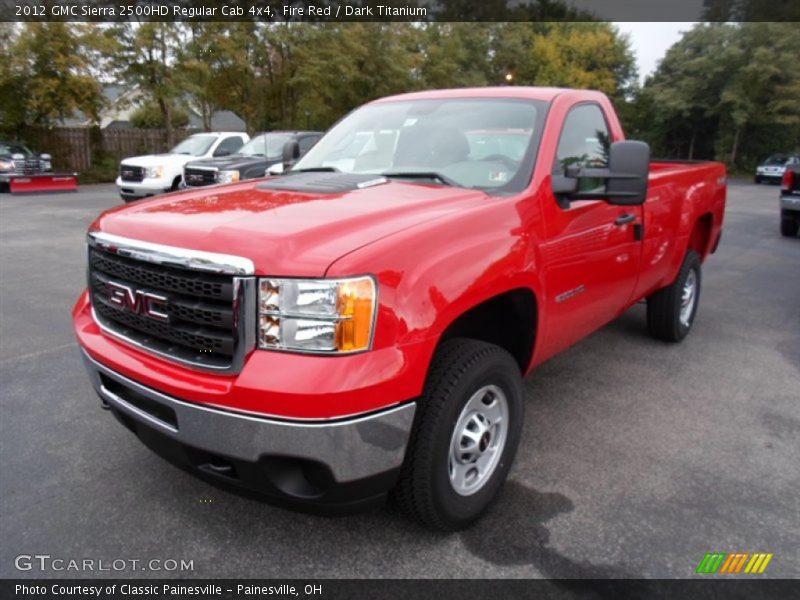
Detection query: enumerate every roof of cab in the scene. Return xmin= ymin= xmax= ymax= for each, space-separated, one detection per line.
xmin=371 ymin=86 xmax=602 ymax=104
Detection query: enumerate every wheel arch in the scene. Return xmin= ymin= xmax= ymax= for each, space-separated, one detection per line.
xmin=436 ymin=287 xmax=538 ymax=375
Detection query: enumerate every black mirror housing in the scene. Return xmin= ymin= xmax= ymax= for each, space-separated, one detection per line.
xmin=282 ymin=139 xmax=301 ymax=171
xmin=551 ymin=140 xmax=650 ymax=207
xmin=605 ymin=140 xmax=650 ymax=206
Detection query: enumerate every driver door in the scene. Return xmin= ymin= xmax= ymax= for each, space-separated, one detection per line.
xmin=538 ymin=103 xmax=642 ymax=356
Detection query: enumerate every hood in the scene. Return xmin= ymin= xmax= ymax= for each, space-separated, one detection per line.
xmin=93 ymin=178 xmax=489 ymax=277
xmin=121 ymin=154 xmax=196 ymax=168
xmin=185 ymin=155 xmax=271 ymax=171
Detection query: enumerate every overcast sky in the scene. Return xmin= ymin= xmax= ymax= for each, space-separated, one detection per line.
xmin=614 ymin=22 xmax=695 ymax=82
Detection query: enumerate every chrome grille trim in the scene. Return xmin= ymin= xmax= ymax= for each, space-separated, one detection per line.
xmin=88 ymin=231 xmax=255 ymax=276
xmin=87 ymin=232 xmax=256 ymax=374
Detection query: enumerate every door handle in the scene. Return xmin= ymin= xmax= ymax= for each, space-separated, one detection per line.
xmin=614 ymin=213 xmax=636 ymax=226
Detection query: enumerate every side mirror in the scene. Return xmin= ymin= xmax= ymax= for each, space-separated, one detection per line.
xmin=282 ymin=139 xmax=300 ymax=171
xmin=266 ymin=163 xmax=284 ymax=176
xmin=214 ymin=148 xmax=232 ymax=157
xmin=552 ymin=141 xmax=650 ymax=207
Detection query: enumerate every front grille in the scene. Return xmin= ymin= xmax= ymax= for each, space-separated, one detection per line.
xmin=89 ymin=245 xmax=250 ymax=371
xmin=184 ymin=167 xmax=217 ymax=187
xmin=120 ymin=165 xmax=144 ymax=182
xmin=13 ymin=158 xmax=41 ymax=174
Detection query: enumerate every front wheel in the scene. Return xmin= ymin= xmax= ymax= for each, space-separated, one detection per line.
xmin=391 ymin=338 xmax=524 ymax=531
xmin=646 ymin=250 xmax=702 ymax=342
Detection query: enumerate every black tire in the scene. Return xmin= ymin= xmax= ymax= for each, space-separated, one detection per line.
xmin=120 ymin=193 xmax=137 ymax=203
xmin=754 ymin=176 xmax=761 ymax=184
xmin=781 ymin=214 xmax=799 ymax=237
xmin=647 ymin=250 xmax=702 ymax=342
xmin=170 ymin=176 xmax=182 ymax=191
xmin=391 ymin=338 xmax=524 ymax=531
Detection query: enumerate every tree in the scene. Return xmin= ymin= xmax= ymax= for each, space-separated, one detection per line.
xmin=636 ymin=23 xmax=800 ymax=168
xmin=1 ymin=23 xmax=105 ymax=130
xmin=717 ymin=23 xmax=800 ymax=166
xmin=107 ymin=23 xmax=185 ymax=145
xmin=418 ymin=23 xmax=491 ymax=89
xmin=0 ymin=24 xmax=26 ymax=134
xmin=492 ymin=23 xmax=638 ymax=102
xmin=179 ymin=23 xmax=227 ymax=131
xmin=289 ymin=24 xmax=419 ymax=129
xmin=129 ymin=102 xmax=189 ymax=129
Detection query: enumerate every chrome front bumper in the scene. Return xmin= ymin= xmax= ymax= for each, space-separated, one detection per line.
xmin=80 ymin=350 xmax=416 ymax=485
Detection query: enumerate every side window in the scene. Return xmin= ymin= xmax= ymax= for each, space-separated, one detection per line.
xmin=298 ymin=135 xmax=320 ymax=155
xmin=215 ymin=136 xmax=245 ymax=156
xmin=554 ymin=104 xmax=611 ymax=174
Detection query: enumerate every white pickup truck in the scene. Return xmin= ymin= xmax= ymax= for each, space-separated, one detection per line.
xmin=116 ymin=132 xmax=249 ymax=202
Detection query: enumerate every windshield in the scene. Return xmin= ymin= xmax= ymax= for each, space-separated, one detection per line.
xmin=169 ymin=135 xmax=218 ymax=156
xmin=764 ymin=154 xmax=788 ymax=165
xmin=293 ymin=98 xmax=545 ymax=192
xmin=0 ymin=143 xmax=32 ymax=157
xmin=239 ymin=133 xmax=293 ymax=158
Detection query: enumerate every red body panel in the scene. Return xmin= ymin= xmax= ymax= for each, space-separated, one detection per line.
xmin=74 ymin=87 xmax=726 ymax=420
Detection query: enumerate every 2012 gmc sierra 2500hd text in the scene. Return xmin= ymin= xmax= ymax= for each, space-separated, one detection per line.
xmin=73 ymin=88 xmax=726 ymax=530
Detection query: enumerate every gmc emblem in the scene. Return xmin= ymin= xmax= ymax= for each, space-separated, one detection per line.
xmin=106 ymin=280 xmax=169 ymax=322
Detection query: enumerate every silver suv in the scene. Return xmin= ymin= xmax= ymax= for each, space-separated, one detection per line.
xmin=756 ymin=153 xmax=800 ymax=184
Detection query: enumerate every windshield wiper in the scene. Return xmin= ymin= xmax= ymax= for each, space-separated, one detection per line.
xmin=380 ymin=171 xmax=459 ymax=187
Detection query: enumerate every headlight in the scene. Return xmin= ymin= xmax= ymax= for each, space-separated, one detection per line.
xmin=144 ymin=165 xmax=164 ymax=179
xmin=258 ymin=276 xmax=376 ymax=353
xmin=0 ymin=159 xmax=12 ymax=172
xmin=216 ymin=170 xmax=240 ymax=184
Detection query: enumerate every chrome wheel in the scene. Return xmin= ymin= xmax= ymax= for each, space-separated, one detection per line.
xmin=448 ymin=384 xmax=508 ymax=496
xmin=679 ymin=269 xmax=697 ymax=327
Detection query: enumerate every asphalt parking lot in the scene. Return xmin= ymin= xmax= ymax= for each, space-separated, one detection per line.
xmin=1 ymin=181 xmax=798 ymax=580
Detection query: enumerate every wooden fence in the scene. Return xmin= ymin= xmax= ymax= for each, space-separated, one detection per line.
xmin=18 ymin=127 xmax=199 ymax=172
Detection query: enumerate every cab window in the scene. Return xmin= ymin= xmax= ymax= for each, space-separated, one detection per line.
xmin=554 ymin=104 xmax=611 ymax=172
xmin=215 ymin=136 xmax=245 ymax=156
xmin=554 ymin=104 xmax=611 ymax=193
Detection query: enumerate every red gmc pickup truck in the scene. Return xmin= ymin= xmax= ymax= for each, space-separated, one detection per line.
xmin=73 ymin=87 xmax=726 ymax=530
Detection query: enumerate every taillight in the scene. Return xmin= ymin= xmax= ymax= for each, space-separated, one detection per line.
xmin=782 ymin=169 xmax=794 ymax=191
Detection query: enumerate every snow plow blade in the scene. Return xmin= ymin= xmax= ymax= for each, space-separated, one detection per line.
xmin=8 ymin=173 xmax=78 ymax=194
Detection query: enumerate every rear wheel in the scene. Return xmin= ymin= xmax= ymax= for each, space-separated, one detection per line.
xmin=647 ymin=250 xmax=702 ymax=342
xmin=391 ymin=338 xmax=524 ymax=531
xmin=781 ymin=211 xmax=799 ymax=237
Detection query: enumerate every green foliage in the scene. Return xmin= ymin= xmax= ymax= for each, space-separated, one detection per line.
xmin=129 ymin=102 xmax=189 ymax=129
xmin=78 ymin=151 xmax=118 ymax=184
xmin=9 ymin=20 xmax=795 ymax=175
xmin=106 ymin=23 xmax=184 ymax=143
xmin=0 ymin=23 xmax=105 ymax=134
xmin=633 ymin=23 xmax=800 ymax=168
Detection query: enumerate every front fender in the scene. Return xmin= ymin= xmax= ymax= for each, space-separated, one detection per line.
xmin=326 ymin=198 xmax=543 ymax=357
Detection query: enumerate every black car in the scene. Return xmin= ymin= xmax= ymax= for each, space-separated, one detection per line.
xmin=182 ymin=131 xmax=322 ymax=188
